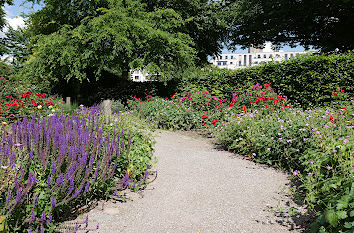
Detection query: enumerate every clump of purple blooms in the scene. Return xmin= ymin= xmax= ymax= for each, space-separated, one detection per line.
xmin=0 ymin=106 xmax=137 ymax=231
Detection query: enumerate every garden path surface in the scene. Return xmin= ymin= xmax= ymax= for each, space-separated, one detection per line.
xmin=77 ymin=130 xmax=303 ymax=233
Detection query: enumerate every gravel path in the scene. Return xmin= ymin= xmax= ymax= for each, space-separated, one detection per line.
xmin=78 ymin=130 xmax=302 ymax=233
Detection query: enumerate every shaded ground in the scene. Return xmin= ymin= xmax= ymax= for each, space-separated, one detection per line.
xmin=68 ymin=130 xmax=304 ymax=233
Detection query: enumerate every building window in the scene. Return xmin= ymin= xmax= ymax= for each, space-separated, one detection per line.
xmin=249 ymin=55 xmax=252 ymax=65
xmin=275 ymin=54 xmax=280 ymax=58
xmin=220 ymin=56 xmax=222 ymax=59
xmin=225 ymin=56 xmax=228 ymax=59
xmin=230 ymin=62 xmax=233 ymax=65
xmin=217 ymin=61 xmax=221 ymax=66
xmin=134 ymin=76 xmax=139 ymax=80
xmin=231 ymin=55 xmax=234 ymax=59
xmin=258 ymin=54 xmax=261 ymax=59
xmin=290 ymin=54 xmax=294 ymax=57
xmin=239 ymin=61 xmax=241 ymax=66
xmin=223 ymin=61 xmax=227 ymax=65
xmin=255 ymin=61 xmax=258 ymax=64
xmin=269 ymin=54 xmax=273 ymax=58
xmin=264 ymin=54 xmax=266 ymax=58
xmin=285 ymin=54 xmax=288 ymax=59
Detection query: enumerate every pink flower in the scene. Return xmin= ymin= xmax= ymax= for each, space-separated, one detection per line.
xmin=326 ymin=166 xmax=333 ymax=170
xmin=293 ymin=170 xmax=299 ymax=175
xmin=309 ymin=160 xmax=315 ymax=164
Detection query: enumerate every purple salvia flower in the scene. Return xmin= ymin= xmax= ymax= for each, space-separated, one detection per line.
xmin=15 ymin=188 xmax=22 ymax=204
xmin=144 ymin=170 xmax=149 ymax=181
xmin=40 ymin=225 xmax=44 ymax=233
xmin=113 ymin=189 xmax=118 ymax=196
xmin=68 ymin=178 xmax=74 ymax=195
xmin=40 ymin=210 xmax=46 ymax=222
xmin=55 ymin=174 xmax=64 ymax=189
xmin=84 ymin=181 xmax=90 ymax=194
xmin=5 ymin=191 xmax=12 ymax=207
xmin=51 ymin=162 xmax=56 ymax=175
xmin=51 ymin=196 xmax=56 ymax=208
xmin=85 ymin=215 xmax=89 ymax=228
xmin=47 ymin=215 xmax=52 ymax=223
xmin=122 ymin=173 xmax=129 ymax=188
xmin=30 ymin=210 xmax=35 ymax=222
xmin=121 ymin=139 xmax=125 ymax=150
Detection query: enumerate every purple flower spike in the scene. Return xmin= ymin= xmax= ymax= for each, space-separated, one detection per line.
xmin=51 ymin=162 xmax=56 ymax=175
xmin=47 ymin=215 xmax=53 ymax=223
xmin=85 ymin=215 xmax=89 ymax=228
xmin=144 ymin=170 xmax=149 ymax=181
xmin=40 ymin=210 xmax=46 ymax=222
xmin=15 ymin=188 xmax=22 ymax=204
xmin=51 ymin=196 xmax=56 ymax=208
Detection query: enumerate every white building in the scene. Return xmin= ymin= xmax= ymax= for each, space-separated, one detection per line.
xmin=209 ymin=43 xmax=311 ymax=69
xmin=130 ymin=69 xmax=151 ymax=82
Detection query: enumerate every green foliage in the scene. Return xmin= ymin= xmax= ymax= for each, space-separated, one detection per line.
xmin=134 ymin=82 xmax=353 ymax=232
xmin=179 ymin=52 xmax=354 ymax=107
xmin=225 ymin=0 xmax=354 ymax=52
xmin=0 ymin=26 xmax=31 ymax=68
xmin=24 ymin=0 xmax=197 ymax=92
xmin=0 ymin=106 xmax=155 ymax=232
xmin=131 ymin=97 xmax=202 ymax=130
xmin=0 ymin=77 xmax=64 ymax=122
xmin=0 ymin=60 xmax=13 ymax=77
xmin=216 ymin=103 xmax=353 ymax=232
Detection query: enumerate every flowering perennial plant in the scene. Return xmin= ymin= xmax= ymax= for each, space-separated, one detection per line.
xmin=0 ymin=77 xmax=63 ymax=122
xmin=0 ymin=105 xmax=154 ymax=232
xmin=131 ymin=84 xmax=353 ymax=232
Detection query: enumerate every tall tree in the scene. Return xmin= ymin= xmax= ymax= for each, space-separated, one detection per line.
xmin=26 ymin=0 xmax=227 ymax=65
xmin=141 ymin=0 xmax=228 ymax=64
xmin=24 ymin=0 xmax=196 ymax=91
xmin=26 ymin=0 xmax=109 ymax=35
xmin=0 ymin=0 xmax=14 ymax=30
xmin=1 ymin=26 xmax=30 ymax=66
xmin=225 ymin=0 xmax=354 ymax=52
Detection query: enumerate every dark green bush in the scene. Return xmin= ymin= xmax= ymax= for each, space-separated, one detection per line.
xmin=179 ymin=52 xmax=354 ymax=106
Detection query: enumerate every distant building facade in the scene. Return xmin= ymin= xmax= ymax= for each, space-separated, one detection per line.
xmin=209 ymin=43 xmax=311 ymax=69
xmin=130 ymin=69 xmax=151 ymax=82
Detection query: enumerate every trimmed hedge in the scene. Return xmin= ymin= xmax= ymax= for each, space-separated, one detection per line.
xmin=179 ymin=52 xmax=354 ymax=106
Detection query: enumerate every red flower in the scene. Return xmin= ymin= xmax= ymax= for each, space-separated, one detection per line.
xmin=210 ymin=119 xmax=219 ymax=125
xmin=202 ymin=114 xmax=208 ymax=119
xmin=264 ymin=104 xmax=268 ymax=108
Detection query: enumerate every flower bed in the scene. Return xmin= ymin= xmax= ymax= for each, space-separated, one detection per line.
xmin=0 ymin=77 xmax=64 ymax=122
xmin=131 ymin=84 xmax=353 ymax=232
xmin=0 ymin=105 xmax=155 ymax=232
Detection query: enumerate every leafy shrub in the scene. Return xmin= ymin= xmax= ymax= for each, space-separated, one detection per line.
xmin=134 ymin=82 xmax=353 ymax=232
xmin=216 ymin=102 xmax=353 ymax=232
xmin=0 ymin=77 xmax=64 ymax=122
xmin=0 ymin=105 xmax=154 ymax=232
xmin=179 ymin=52 xmax=354 ymax=106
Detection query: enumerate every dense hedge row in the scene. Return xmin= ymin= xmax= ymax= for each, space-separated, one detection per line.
xmin=179 ymin=52 xmax=354 ymax=106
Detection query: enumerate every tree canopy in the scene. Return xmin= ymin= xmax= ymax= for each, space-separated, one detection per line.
xmin=225 ymin=0 xmax=354 ymax=52
xmin=0 ymin=0 xmax=13 ymax=30
xmin=24 ymin=0 xmax=197 ymax=90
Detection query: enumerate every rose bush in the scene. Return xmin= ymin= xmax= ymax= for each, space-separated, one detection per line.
xmin=0 ymin=77 xmax=64 ymax=122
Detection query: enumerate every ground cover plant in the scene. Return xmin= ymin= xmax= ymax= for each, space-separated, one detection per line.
xmin=0 ymin=77 xmax=64 ymax=122
xmin=0 ymin=105 xmax=155 ymax=232
xmin=131 ymin=84 xmax=353 ymax=232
